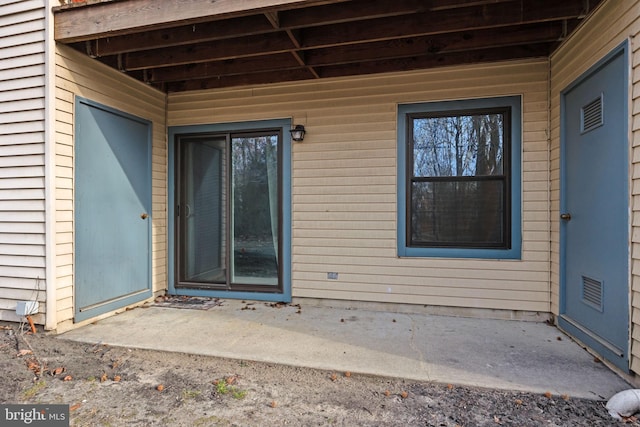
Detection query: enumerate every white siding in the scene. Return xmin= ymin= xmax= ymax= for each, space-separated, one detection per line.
xmin=550 ymin=0 xmax=640 ymax=373
xmin=54 ymin=44 xmax=167 ymax=326
xmin=169 ymin=59 xmax=551 ymax=313
xmin=0 ymin=0 xmax=46 ymax=323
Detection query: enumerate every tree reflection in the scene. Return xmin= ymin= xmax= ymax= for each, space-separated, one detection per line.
xmin=410 ymin=110 xmax=507 ymax=247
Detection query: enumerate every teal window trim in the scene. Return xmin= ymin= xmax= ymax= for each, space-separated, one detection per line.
xmin=397 ymin=96 xmax=522 ymax=259
xmin=168 ymin=119 xmax=292 ymax=301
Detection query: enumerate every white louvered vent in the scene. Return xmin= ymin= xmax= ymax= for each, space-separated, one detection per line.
xmin=582 ymin=275 xmax=603 ymax=312
xmin=581 ymin=94 xmax=603 ymax=134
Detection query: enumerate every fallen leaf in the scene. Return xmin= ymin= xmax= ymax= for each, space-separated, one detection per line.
xmin=100 ymin=373 xmax=108 ymax=382
xmin=344 ymin=371 xmax=351 ymax=378
xmin=52 ymin=367 xmax=65 ymax=376
xmin=544 ymin=391 xmax=552 ymax=398
xmin=515 ymin=399 xmax=523 ymax=405
xmin=225 ymin=376 xmax=236 ymax=385
xmin=17 ymin=349 xmax=32 ymax=357
xmin=156 ymin=384 xmax=164 ymax=391
xmin=384 ymin=390 xmax=391 ymax=397
xmin=113 ymin=375 xmax=121 ymax=382
xmin=270 ymin=401 xmax=277 ymax=408
xmin=330 ymin=373 xmax=337 ymax=381
xmin=69 ymin=403 xmax=81 ymax=412
xmin=447 ymin=384 xmax=454 ymax=390
xmin=400 ymin=391 xmax=408 ymax=399
xmin=593 ymin=357 xmax=602 ymax=363
xmin=63 ymin=375 xmax=73 ymax=382
xmin=561 ymin=394 xmax=570 ymax=401
xmin=494 ymin=415 xmax=501 ymax=423
xmin=26 ymin=359 xmax=40 ymax=373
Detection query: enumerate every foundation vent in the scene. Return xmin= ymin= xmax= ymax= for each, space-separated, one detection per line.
xmin=581 ymin=94 xmax=603 ymax=134
xmin=582 ymin=275 xmax=603 ymax=311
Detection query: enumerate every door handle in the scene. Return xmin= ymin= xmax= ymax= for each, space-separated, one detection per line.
xmin=140 ymin=213 xmax=149 ymax=220
xmin=560 ymin=213 xmax=571 ymax=221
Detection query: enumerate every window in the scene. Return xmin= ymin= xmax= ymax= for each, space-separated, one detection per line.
xmin=397 ymin=96 xmax=521 ymax=259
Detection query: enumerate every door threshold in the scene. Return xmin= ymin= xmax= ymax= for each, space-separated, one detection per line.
xmin=559 ymin=314 xmax=625 ymax=357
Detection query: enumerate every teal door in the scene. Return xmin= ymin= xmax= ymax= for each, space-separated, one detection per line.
xmin=559 ymin=45 xmax=629 ymax=371
xmin=75 ymin=98 xmax=152 ymax=322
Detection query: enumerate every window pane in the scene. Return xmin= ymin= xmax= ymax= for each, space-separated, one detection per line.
xmin=231 ymin=135 xmax=279 ymax=285
xmin=411 ymin=180 xmax=505 ymax=246
xmin=180 ymin=138 xmax=226 ymax=283
xmin=412 ymin=113 xmax=504 ymax=177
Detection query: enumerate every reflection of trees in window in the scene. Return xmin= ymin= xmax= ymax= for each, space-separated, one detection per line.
xmin=409 ymin=108 xmax=509 ymax=248
xmin=231 ymin=133 xmax=279 ymax=281
xmin=232 ymin=135 xmax=278 ymax=240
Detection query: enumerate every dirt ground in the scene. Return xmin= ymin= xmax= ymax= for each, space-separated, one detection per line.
xmin=0 ymin=322 xmax=635 ymax=427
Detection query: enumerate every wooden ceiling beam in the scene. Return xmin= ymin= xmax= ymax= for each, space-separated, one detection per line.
xmin=317 ymin=43 xmax=552 ymax=79
xmin=428 ymin=0 xmax=517 ymax=11
xmin=162 ymin=43 xmax=551 ymax=91
xmin=304 ymin=22 xmax=565 ymax=66
xmin=145 ymin=22 xmax=563 ymax=83
xmin=165 ymin=68 xmax=317 ymax=92
xmin=123 ymin=32 xmax=296 ymax=70
xmin=54 ymin=0 xmax=352 ymax=42
xmin=264 ymin=11 xmax=281 ymax=29
xmin=301 ymin=0 xmax=586 ymax=48
xmin=89 ymin=15 xmax=274 ymax=57
xmin=118 ymin=0 xmax=585 ymax=71
xmin=79 ymin=0 xmax=429 ymax=57
xmin=276 ymin=0 xmax=427 ymax=28
xmin=148 ymin=53 xmax=302 ymax=82
xmin=148 ymin=23 xmax=563 ymax=83
xmin=54 ymin=0 xmax=601 ymax=92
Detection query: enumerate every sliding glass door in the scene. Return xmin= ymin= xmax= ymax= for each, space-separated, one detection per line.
xmin=178 ymin=136 xmax=226 ymax=283
xmin=176 ymin=131 xmax=281 ymax=292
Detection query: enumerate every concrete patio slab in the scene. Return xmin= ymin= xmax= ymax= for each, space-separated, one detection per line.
xmin=59 ymin=300 xmax=631 ymax=400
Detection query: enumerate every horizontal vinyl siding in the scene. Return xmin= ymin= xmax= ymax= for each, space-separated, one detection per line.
xmin=55 ymin=44 xmax=166 ymax=325
xmin=550 ymin=0 xmax=639 ymax=373
xmin=169 ymin=59 xmax=551 ymax=313
xmin=0 ymin=0 xmax=46 ymax=323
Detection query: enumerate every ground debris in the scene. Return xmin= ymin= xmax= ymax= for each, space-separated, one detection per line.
xmin=0 ymin=327 xmax=635 ymax=426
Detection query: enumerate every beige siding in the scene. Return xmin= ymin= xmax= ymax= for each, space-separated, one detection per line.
xmin=169 ymin=59 xmax=551 ymax=313
xmin=54 ymin=44 xmax=166 ymax=325
xmin=550 ymin=0 xmax=639 ymax=372
xmin=0 ymin=0 xmax=46 ymax=323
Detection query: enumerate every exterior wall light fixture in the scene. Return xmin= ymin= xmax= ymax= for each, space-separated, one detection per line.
xmin=290 ymin=124 xmax=306 ymax=142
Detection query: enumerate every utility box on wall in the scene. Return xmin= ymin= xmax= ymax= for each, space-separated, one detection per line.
xmin=16 ymin=301 xmax=39 ymax=317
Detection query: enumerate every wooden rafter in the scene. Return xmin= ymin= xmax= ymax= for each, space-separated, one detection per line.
xmin=53 ymin=0 xmax=604 ymax=92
